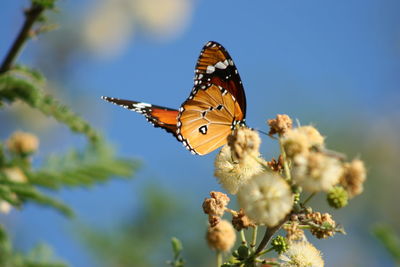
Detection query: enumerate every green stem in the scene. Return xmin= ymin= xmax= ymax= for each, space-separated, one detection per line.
xmin=240 ymin=229 xmax=247 ymax=245
xmin=278 ymin=136 xmax=291 ymax=181
xmin=250 ymin=226 xmax=258 ymax=250
xmin=302 ymin=192 xmax=316 ymax=206
xmin=216 ymin=250 xmax=222 ymax=267
xmin=0 ymin=3 xmax=45 ymax=73
xmin=257 ymin=247 xmax=274 ymax=257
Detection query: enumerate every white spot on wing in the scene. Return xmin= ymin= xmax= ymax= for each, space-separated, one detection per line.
xmin=133 ymin=102 xmax=151 ymax=109
xmin=206 ymin=65 xmax=215 ymax=74
xmin=215 ymin=61 xmax=227 ymax=69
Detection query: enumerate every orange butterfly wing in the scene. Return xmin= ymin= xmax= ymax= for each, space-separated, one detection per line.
xmin=194 ymin=41 xmax=246 ymax=117
xmin=101 ymin=96 xmax=179 ymax=137
xmin=176 ymin=41 xmax=246 ymax=155
xmin=102 ymin=41 xmax=246 ymax=155
xmin=177 ymin=84 xmax=244 ymax=155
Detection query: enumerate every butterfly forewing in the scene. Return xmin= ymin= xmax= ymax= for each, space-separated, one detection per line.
xmin=194 ymin=41 xmax=246 ymax=117
xmin=101 ymin=96 xmax=179 ymax=137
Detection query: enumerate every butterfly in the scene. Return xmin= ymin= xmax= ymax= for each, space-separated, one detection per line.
xmin=102 ymin=41 xmax=247 ymax=155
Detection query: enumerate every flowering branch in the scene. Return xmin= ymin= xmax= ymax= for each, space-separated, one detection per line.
xmin=202 ymin=114 xmax=366 ymax=266
xmin=0 ymin=1 xmax=139 ymax=265
xmin=0 ymin=1 xmax=52 ymax=73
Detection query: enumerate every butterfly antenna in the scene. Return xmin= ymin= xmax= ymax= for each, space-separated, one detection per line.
xmin=255 ymin=129 xmax=270 ymax=136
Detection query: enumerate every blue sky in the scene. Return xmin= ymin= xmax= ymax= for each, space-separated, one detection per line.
xmin=1 ymin=0 xmax=400 ymax=266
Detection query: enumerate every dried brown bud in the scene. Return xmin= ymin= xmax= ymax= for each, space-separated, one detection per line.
xmin=232 ymin=209 xmax=255 ymax=231
xmin=202 ymin=191 xmax=230 ymax=217
xmin=267 ymin=155 xmax=284 ymax=172
xmin=227 ymin=127 xmax=261 ymax=161
xmin=340 ymin=159 xmax=366 ymax=198
xmin=306 ymin=212 xmax=336 ymax=239
xmin=206 ymin=220 xmax=236 ymax=252
xmin=208 ymin=215 xmax=221 ymax=227
xmin=6 ymin=131 xmax=39 ymax=155
xmin=267 ymin=114 xmax=293 ymax=136
xmin=283 ymin=221 xmax=305 ymax=241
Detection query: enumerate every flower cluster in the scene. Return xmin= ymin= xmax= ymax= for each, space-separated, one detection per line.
xmin=0 ymin=131 xmax=36 ymax=214
xmin=202 ymin=114 xmax=366 ymax=266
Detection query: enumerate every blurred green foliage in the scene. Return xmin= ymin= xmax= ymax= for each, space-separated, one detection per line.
xmin=0 ymin=1 xmax=138 ymax=266
xmin=0 ymin=225 xmax=67 ymax=267
xmin=372 ymin=224 xmax=400 ymax=264
xmin=78 ymin=186 xmax=212 ymax=267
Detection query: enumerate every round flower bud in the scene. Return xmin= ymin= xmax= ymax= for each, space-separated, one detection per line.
xmin=237 ymin=172 xmax=294 ymax=227
xmin=339 ymin=159 xmax=366 ymax=198
xmin=271 ymin=235 xmax=289 ymax=254
xmin=206 ymin=220 xmax=236 ymax=252
xmin=327 ymin=186 xmax=348 ymax=209
xmin=6 ymin=131 xmax=39 ymax=155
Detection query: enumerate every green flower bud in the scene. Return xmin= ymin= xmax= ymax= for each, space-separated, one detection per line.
xmin=237 ymin=245 xmax=249 ymax=260
xmin=327 ymin=186 xmax=348 ymax=209
xmin=271 ymin=235 xmax=288 ymax=254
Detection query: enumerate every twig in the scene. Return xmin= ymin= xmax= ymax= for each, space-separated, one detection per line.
xmin=302 ymin=192 xmax=316 ymax=206
xmin=0 ymin=3 xmax=45 ymax=73
xmin=255 ymin=220 xmax=285 ymax=255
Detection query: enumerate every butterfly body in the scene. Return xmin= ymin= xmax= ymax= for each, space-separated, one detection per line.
xmin=102 ymin=41 xmax=247 ymax=155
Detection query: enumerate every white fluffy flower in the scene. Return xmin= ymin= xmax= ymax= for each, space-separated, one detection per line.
xmin=214 ymin=145 xmax=264 ymax=194
xmin=281 ymin=126 xmax=325 ymax=157
xmin=280 ymin=241 xmax=324 ymax=267
xmin=237 ymin=172 xmax=293 ymax=227
xmin=292 ymin=152 xmax=343 ymax=193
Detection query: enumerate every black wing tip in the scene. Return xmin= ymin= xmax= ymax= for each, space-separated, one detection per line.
xmin=101 ymin=96 xmax=112 ymax=101
xmin=205 ymin=41 xmax=222 ymax=47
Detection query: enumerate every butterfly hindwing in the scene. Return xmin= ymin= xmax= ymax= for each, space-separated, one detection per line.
xmin=101 ymin=96 xmax=179 ymax=137
xmin=177 ymin=84 xmax=244 ymax=155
